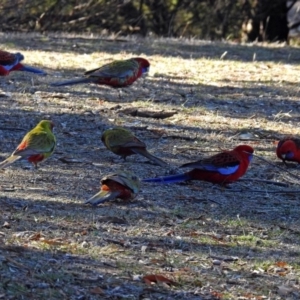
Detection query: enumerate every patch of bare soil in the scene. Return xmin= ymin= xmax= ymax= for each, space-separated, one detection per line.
xmin=0 ymin=32 xmax=300 ymax=299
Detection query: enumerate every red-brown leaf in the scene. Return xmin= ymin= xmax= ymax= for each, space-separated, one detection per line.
xmin=276 ymin=261 xmax=287 ymax=268
xmin=143 ymin=274 xmax=176 ymax=285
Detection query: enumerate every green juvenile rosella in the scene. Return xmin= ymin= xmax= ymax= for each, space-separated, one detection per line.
xmin=101 ymin=127 xmax=168 ymax=167
xmin=85 ymin=170 xmax=140 ymax=206
xmin=0 ymin=120 xmax=56 ymax=169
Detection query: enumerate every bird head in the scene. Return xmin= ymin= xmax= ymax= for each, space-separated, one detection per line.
xmin=133 ymin=57 xmax=150 ymax=74
xmin=15 ymin=52 xmax=25 ymax=63
xmin=38 ymin=120 xmax=55 ymax=131
xmin=101 ymin=127 xmax=119 ymax=145
xmin=234 ymin=145 xmax=254 ymax=161
xmin=276 ymin=139 xmax=296 ymax=162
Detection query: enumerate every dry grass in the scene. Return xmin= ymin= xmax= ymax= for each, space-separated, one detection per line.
xmin=0 ymin=32 xmax=300 ymax=299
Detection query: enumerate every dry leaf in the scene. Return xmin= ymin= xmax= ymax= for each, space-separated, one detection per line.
xmin=2 ymin=222 xmax=10 ymax=228
xmin=166 ymin=230 xmax=175 ymax=236
xmin=41 ymin=238 xmax=67 ymax=246
xmin=178 ymin=267 xmax=191 ymax=273
xmin=143 ymin=274 xmax=176 ymax=286
xmin=150 ymin=258 xmax=165 ymax=265
xmin=189 ymin=231 xmax=199 ymax=237
xmin=275 ymin=261 xmax=287 ymax=268
xmin=29 ymin=232 xmax=42 ymax=241
xmin=210 ymin=291 xmax=223 ymax=299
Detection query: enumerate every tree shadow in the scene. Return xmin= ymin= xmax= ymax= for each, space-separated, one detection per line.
xmin=1 ymin=32 xmax=299 ymax=64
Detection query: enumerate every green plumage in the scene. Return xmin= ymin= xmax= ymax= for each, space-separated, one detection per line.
xmin=85 ymin=170 xmax=141 ymax=206
xmin=101 ymin=127 xmax=168 ymax=167
xmin=85 ymin=58 xmax=140 ymax=78
xmin=0 ymin=120 xmax=56 ymax=169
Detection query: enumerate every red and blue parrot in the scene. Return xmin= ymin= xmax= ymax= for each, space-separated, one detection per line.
xmin=276 ymin=137 xmax=300 ymax=165
xmin=0 ymin=50 xmax=46 ymax=76
xmin=142 ymin=145 xmax=254 ymax=185
xmin=50 ymin=57 xmax=150 ymax=88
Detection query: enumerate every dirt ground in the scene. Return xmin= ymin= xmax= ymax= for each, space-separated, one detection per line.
xmin=0 ymin=32 xmax=300 ymax=299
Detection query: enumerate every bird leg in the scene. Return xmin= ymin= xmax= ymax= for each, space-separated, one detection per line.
xmin=115 ymin=89 xmax=123 ymax=100
xmin=32 ymin=163 xmax=38 ymax=185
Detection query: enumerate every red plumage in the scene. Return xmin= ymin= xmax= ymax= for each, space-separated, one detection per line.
xmin=0 ymin=50 xmax=22 ymax=75
xmin=15 ymin=140 xmax=45 ymax=165
xmin=50 ymin=57 xmax=150 ymax=88
xmin=276 ymin=137 xmax=300 ymax=164
xmin=101 ymin=181 xmax=133 ymax=200
xmin=183 ymin=145 xmax=254 ymax=184
xmin=143 ymin=145 xmax=254 ymax=185
xmin=0 ymin=50 xmax=46 ymax=76
xmin=27 ymin=154 xmax=46 ymax=165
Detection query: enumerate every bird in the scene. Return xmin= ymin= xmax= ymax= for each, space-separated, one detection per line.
xmin=101 ymin=127 xmax=168 ymax=167
xmin=142 ymin=145 xmax=254 ymax=185
xmin=50 ymin=57 xmax=150 ymax=88
xmin=276 ymin=137 xmax=300 ymax=164
xmin=0 ymin=120 xmax=56 ymax=169
xmin=0 ymin=49 xmax=46 ymax=76
xmin=85 ymin=170 xmax=140 ymax=206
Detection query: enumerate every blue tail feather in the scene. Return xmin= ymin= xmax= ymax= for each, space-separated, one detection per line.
xmin=20 ymin=65 xmax=47 ymax=75
xmin=142 ymin=173 xmax=190 ymax=184
xmin=50 ymin=77 xmax=93 ymax=86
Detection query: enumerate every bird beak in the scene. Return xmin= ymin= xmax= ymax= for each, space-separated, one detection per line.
xmin=142 ymin=67 xmax=149 ymax=76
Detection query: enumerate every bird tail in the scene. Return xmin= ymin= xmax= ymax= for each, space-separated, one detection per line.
xmin=0 ymin=155 xmax=21 ymax=169
xmin=50 ymin=77 xmax=94 ymax=87
xmin=142 ymin=172 xmax=191 ymax=184
xmin=85 ymin=190 xmax=120 ymax=206
xmin=132 ymin=148 xmax=168 ymax=167
xmin=19 ymin=65 xmax=47 ymax=75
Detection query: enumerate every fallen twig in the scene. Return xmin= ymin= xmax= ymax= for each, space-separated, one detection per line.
xmin=209 ymin=254 xmax=239 ymax=262
xmin=253 ymin=154 xmax=300 ymax=183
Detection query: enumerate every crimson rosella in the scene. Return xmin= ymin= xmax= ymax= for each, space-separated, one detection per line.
xmin=50 ymin=57 xmax=149 ymax=88
xmin=85 ymin=170 xmax=140 ymax=206
xmin=0 ymin=120 xmax=56 ymax=169
xmin=0 ymin=49 xmax=46 ymax=76
xmin=101 ymin=127 xmax=168 ymax=167
xmin=142 ymin=145 xmax=254 ymax=185
xmin=276 ymin=137 xmax=300 ymax=164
